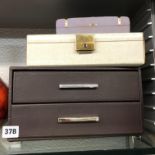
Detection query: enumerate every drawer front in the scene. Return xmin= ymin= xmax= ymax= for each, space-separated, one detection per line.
xmin=9 ymin=102 xmax=142 ymax=139
xmin=12 ymin=71 xmax=140 ymax=103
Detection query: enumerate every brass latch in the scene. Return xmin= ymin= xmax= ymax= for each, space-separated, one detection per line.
xmin=76 ymin=34 xmax=95 ymax=52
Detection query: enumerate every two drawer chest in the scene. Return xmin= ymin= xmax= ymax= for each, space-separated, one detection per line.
xmin=8 ymin=67 xmax=143 ymax=140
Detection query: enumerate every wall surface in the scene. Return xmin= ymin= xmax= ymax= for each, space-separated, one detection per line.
xmin=0 ymin=28 xmax=54 ymax=85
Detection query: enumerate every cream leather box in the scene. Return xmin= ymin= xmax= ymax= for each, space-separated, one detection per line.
xmin=27 ymin=33 xmax=145 ymax=66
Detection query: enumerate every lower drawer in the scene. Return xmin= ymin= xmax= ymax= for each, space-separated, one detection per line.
xmin=9 ymin=102 xmax=143 ymax=139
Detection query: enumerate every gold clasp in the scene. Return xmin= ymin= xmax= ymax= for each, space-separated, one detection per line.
xmin=76 ymin=34 xmax=95 ymax=52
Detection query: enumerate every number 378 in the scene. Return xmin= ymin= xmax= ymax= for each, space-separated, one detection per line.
xmin=5 ymin=128 xmax=17 ymax=135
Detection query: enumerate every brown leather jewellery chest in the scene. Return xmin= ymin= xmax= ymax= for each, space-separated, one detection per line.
xmin=8 ymin=66 xmax=143 ymax=140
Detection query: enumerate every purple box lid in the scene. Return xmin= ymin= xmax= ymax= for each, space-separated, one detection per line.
xmin=56 ymin=16 xmax=130 ymax=28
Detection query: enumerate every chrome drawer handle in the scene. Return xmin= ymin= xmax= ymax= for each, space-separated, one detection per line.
xmin=58 ymin=116 xmax=99 ymax=123
xmin=59 ymin=84 xmax=99 ymax=89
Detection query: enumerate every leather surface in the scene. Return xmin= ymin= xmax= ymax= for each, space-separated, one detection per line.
xmin=9 ymin=102 xmax=142 ymax=138
xmin=27 ymin=33 xmax=145 ymax=66
xmin=12 ymin=70 xmax=140 ymax=103
xmin=8 ymin=67 xmax=143 ymax=139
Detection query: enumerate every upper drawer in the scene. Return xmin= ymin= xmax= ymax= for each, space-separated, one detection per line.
xmin=12 ymin=69 xmax=140 ymax=103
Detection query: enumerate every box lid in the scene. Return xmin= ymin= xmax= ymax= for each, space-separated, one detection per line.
xmin=27 ymin=33 xmax=144 ymax=43
xmin=56 ymin=17 xmax=130 ymax=28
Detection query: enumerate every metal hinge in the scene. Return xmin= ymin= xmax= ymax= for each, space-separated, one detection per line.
xmin=64 ymin=19 xmax=68 ymax=27
xmin=118 ymin=17 xmax=122 ymax=25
